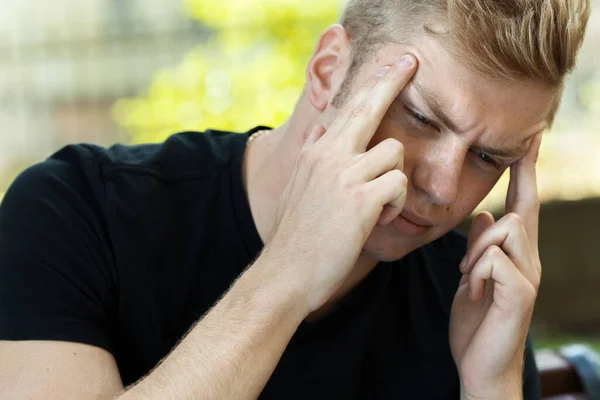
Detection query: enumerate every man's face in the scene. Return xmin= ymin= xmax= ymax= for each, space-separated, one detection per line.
xmin=332 ymin=37 xmax=556 ymax=262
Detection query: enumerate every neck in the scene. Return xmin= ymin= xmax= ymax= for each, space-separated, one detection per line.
xmin=242 ymin=115 xmax=379 ymax=321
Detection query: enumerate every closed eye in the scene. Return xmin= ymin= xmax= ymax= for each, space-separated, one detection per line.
xmin=404 ymin=106 xmax=434 ymax=128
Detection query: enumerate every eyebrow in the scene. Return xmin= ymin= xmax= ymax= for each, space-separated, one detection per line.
xmin=410 ymin=79 xmax=534 ymax=159
xmin=473 ymin=143 xmax=529 ymax=159
xmin=412 ymin=79 xmax=461 ymax=133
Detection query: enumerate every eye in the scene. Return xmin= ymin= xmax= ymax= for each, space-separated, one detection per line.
xmin=473 ymin=149 xmax=499 ymax=166
xmin=404 ymin=106 xmax=433 ymax=127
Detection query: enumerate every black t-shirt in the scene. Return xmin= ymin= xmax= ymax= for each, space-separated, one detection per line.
xmin=0 ymin=127 xmax=541 ymax=399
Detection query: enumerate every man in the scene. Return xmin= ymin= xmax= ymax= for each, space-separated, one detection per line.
xmin=0 ymin=0 xmax=590 ymax=399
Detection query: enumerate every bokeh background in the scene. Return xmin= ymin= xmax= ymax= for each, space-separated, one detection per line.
xmin=0 ymin=0 xmax=598 ymax=350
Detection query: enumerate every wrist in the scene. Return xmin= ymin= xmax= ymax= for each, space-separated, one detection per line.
xmin=243 ymin=252 xmax=311 ymax=321
xmin=461 ymin=391 xmax=522 ymax=400
xmin=460 ymin=377 xmax=522 ymax=400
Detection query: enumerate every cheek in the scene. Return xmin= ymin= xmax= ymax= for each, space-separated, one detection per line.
xmin=370 ymin=114 xmax=421 ymax=155
xmin=367 ymin=126 xmax=392 ymax=151
xmin=450 ymin=170 xmax=501 ymax=214
xmin=369 ymin=106 xmax=413 ymax=147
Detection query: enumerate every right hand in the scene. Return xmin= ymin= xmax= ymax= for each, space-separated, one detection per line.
xmin=261 ymin=55 xmax=418 ymax=312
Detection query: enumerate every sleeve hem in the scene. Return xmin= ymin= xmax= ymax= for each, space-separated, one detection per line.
xmin=0 ymin=315 xmax=114 ymax=355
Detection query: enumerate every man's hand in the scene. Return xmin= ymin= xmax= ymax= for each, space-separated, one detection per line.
xmin=260 ymin=55 xmax=417 ymax=313
xmin=449 ymin=134 xmax=543 ymax=400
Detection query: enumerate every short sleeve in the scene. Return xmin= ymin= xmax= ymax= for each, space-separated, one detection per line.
xmin=523 ymin=335 xmax=542 ymax=399
xmin=0 ymin=145 xmax=117 ymax=354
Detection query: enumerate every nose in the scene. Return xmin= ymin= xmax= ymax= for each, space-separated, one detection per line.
xmin=412 ymin=140 xmax=465 ymax=207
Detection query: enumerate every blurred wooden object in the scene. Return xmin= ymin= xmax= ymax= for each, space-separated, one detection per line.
xmin=537 ymin=344 xmax=600 ymax=400
xmin=538 ymin=349 xmax=586 ymax=399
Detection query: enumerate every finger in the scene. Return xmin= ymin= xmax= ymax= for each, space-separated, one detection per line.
xmin=366 ymin=169 xmax=407 ymax=224
xmin=302 ymin=124 xmax=327 ymax=149
xmin=377 ymin=204 xmax=398 ymax=226
xmin=349 ymin=138 xmax=404 ymax=182
xmin=468 ymin=245 xmax=529 ymax=306
xmin=319 ymin=62 xmax=396 ymax=145
xmin=460 ymin=210 xmax=494 ymax=271
xmin=467 ymin=211 xmax=495 ymax=248
xmin=338 ymin=55 xmax=417 ymax=151
xmin=460 ymin=213 xmax=540 ymax=287
xmin=505 ymin=133 xmax=542 ymax=246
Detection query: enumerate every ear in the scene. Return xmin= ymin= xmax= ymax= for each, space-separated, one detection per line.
xmin=306 ymin=24 xmax=351 ymax=111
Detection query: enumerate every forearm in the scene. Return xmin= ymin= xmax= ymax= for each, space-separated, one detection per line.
xmin=117 ymin=258 xmax=308 ymax=400
xmin=460 ymin=372 xmax=523 ymax=400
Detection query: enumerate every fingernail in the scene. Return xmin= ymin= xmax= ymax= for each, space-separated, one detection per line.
xmin=375 ymin=65 xmax=391 ymax=77
xmin=396 ymin=55 xmax=415 ymax=68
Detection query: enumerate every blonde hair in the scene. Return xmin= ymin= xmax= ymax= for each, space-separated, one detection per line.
xmin=333 ymin=0 xmax=590 ymax=107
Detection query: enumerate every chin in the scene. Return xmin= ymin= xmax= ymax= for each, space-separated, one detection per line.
xmin=361 ymin=224 xmax=448 ymax=262
xmin=361 ymin=227 xmax=423 ymax=262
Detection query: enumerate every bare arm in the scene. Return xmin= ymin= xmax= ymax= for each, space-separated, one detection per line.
xmin=117 ymin=258 xmax=307 ymax=400
xmin=0 ymin=340 xmax=123 ymax=400
xmin=0 ymin=258 xmax=307 ymax=400
xmin=1 ymin=55 xmax=417 ymax=400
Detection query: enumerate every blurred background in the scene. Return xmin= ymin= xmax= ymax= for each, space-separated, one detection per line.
xmin=0 ymin=0 xmax=598 ymax=350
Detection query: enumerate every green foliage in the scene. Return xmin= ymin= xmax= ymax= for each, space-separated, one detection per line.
xmin=113 ymin=0 xmax=343 ymax=143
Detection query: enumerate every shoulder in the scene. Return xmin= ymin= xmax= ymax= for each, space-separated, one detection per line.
xmin=5 ymin=128 xmax=251 ymax=205
xmin=0 ymin=128 xmax=255 ymax=251
xmin=90 ymin=129 xmax=250 ymax=181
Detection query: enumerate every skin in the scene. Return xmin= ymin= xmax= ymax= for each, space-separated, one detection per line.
xmin=247 ymin=24 xmax=551 ymax=397
xmin=247 ymin=25 xmax=552 ymax=319
xmin=0 ymin=23 xmax=553 ymax=400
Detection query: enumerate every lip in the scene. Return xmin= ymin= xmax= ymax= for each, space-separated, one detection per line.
xmin=390 ymin=208 xmax=434 ymax=238
xmin=400 ymin=208 xmax=434 ymax=227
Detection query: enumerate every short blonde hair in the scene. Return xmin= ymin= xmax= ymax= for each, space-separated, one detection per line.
xmin=334 ymin=0 xmax=590 ymax=107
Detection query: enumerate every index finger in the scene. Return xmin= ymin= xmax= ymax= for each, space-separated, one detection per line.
xmin=505 ymin=133 xmax=542 ymax=246
xmin=337 ymin=54 xmax=417 ymax=151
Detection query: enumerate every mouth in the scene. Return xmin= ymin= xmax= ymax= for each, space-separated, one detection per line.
xmin=391 ymin=208 xmax=434 ymax=237
xmin=400 ymin=208 xmax=434 ymax=227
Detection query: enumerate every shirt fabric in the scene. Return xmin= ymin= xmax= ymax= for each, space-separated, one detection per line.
xmin=0 ymin=127 xmax=541 ymax=399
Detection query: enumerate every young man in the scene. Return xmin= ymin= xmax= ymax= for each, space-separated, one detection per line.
xmin=0 ymin=0 xmax=590 ymax=399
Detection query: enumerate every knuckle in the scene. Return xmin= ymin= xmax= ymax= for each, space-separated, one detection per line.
xmin=350 ymin=103 xmax=372 ymax=118
xmin=470 ymin=263 xmax=487 ymax=280
xmin=384 ymin=138 xmax=404 ymax=157
xmin=336 ymin=168 xmax=352 ymax=187
xmin=519 ymin=280 xmax=538 ymax=302
xmin=296 ymin=148 xmax=314 ymax=166
xmin=390 ymin=169 xmax=407 ymax=187
xmin=505 ymin=212 xmax=523 ymax=226
xmin=531 ymin=274 xmax=541 ymax=290
xmin=350 ymin=184 xmax=367 ymax=206
xmin=486 ymin=244 xmax=503 ymax=259
xmin=296 ymin=147 xmax=325 ymax=172
xmin=339 ymin=106 xmax=354 ymax=119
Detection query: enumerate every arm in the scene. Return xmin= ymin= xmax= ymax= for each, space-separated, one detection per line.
xmin=0 ymin=341 xmax=123 ymax=400
xmin=117 ymin=258 xmax=307 ymax=400
xmin=1 ymin=56 xmax=417 ymax=399
xmin=0 ymin=257 xmax=307 ymax=400
xmin=119 ymin=55 xmax=416 ymax=397
xmin=451 ymin=134 xmax=543 ymax=400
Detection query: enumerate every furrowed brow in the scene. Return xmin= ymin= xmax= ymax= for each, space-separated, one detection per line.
xmin=412 ymin=80 xmax=460 ymax=133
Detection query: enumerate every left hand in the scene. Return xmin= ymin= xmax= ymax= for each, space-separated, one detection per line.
xmin=449 ymin=134 xmax=543 ymax=400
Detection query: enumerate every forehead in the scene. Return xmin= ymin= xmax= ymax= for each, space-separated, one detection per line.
xmin=365 ymin=38 xmax=556 ymax=143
